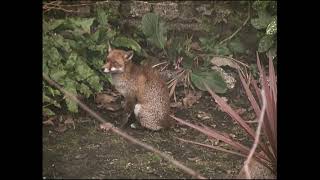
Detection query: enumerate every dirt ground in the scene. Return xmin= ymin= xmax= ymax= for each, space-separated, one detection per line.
xmin=43 ymin=82 xmax=257 ymax=179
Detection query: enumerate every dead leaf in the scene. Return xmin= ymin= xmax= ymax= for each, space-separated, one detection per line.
xmin=104 ymin=103 xmax=122 ymax=111
xmin=183 ymin=91 xmax=202 ymax=107
xmin=95 ymin=94 xmax=117 ymax=104
xmin=197 ymin=111 xmax=211 ymax=120
xmin=100 ymin=123 xmax=113 ymax=131
xmin=43 ymin=116 xmax=56 ymax=126
xmin=170 ymin=102 xmax=183 ymax=108
xmin=187 ymin=156 xmax=201 ymax=162
xmin=190 ymin=42 xmax=201 ymax=51
xmin=235 ymin=108 xmax=246 ymax=115
xmin=64 ymin=115 xmax=75 ymax=129
xmin=55 ymin=123 xmax=67 ymax=133
xmin=210 ymin=56 xmax=241 ymax=70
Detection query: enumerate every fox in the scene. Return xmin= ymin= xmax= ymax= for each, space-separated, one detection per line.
xmin=102 ymin=45 xmax=174 ymax=131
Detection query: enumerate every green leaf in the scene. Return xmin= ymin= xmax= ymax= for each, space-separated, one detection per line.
xmin=258 ymin=35 xmax=274 ymax=52
xmin=47 ymin=86 xmax=61 ymax=97
xmin=64 ymin=79 xmax=78 ymax=113
xmin=77 ymin=83 xmax=92 ymax=98
xmin=213 ymin=44 xmax=232 ymax=56
xmin=252 ymin=1 xmax=270 ymax=11
xmin=43 ymin=63 xmax=49 ymax=74
xmin=69 ymin=18 xmax=95 ymax=34
xmin=97 ymin=7 xmax=108 ymax=25
xmin=142 ymin=13 xmax=167 ymax=49
xmin=52 ymin=34 xmax=71 ymax=53
xmin=191 ymin=70 xmax=227 ymax=93
xmin=50 ymin=69 xmax=67 ymax=82
xmin=47 ymin=47 xmax=62 ymax=64
xmin=43 ymin=94 xmax=61 ymax=108
xmin=251 ymin=10 xmax=273 ymax=30
xmin=113 ymin=37 xmax=142 ymax=53
xmin=65 ymin=53 xmax=78 ymax=69
xmin=87 ymin=75 xmax=102 ymax=92
xmin=88 ymin=44 xmax=106 ymax=54
xmin=266 ymin=17 xmax=277 ymax=35
xmin=75 ymin=62 xmax=94 ymax=80
xmin=43 ymin=107 xmax=55 ymax=116
xmin=91 ymin=30 xmax=100 ymax=42
xmin=228 ymin=38 xmax=245 ymax=54
xmin=46 ymin=19 xmax=65 ymax=32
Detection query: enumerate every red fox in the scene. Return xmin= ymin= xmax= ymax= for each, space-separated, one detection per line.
xmin=102 ymin=46 xmax=174 ymax=131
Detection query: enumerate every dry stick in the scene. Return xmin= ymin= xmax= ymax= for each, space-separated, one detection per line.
xmin=43 ymin=74 xmax=206 ymax=179
xmin=218 ymin=1 xmax=251 ymax=45
xmin=244 ymin=89 xmax=267 ymax=179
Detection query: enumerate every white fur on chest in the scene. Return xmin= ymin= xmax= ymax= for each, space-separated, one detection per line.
xmin=111 ymin=74 xmax=135 ymax=96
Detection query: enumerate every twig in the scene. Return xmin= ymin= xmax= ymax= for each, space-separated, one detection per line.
xmin=152 ymin=61 xmax=167 ymax=68
xmin=42 ymin=73 xmax=206 ymax=179
xmin=244 ymin=89 xmax=267 ymax=179
xmin=176 ymin=137 xmax=247 ymax=158
xmin=218 ymin=1 xmax=251 ymax=45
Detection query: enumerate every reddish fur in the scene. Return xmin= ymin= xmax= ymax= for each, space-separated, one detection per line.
xmin=103 ymin=48 xmax=174 ymax=130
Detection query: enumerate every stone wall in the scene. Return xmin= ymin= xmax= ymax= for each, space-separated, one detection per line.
xmin=98 ymin=1 xmax=234 ymax=33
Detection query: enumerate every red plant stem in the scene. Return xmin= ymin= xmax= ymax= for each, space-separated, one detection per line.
xmin=244 ymin=89 xmax=267 ymax=179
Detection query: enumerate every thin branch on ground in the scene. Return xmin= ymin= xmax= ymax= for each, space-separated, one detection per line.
xmin=43 ymin=73 xmax=206 ymax=179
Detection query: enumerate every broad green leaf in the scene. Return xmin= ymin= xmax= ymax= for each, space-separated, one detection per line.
xmin=64 ymin=79 xmax=78 ymax=113
xmin=251 ymin=10 xmax=273 ymax=30
xmin=113 ymin=37 xmax=141 ymax=53
xmin=228 ymin=38 xmax=245 ymax=54
xmin=69 ymin=18 xmax=94 ymax=34
xmin=65 ymin=53 xmax=78 ymax=69
xmin=50 ymin=69 xmax=67 ymax=82
xmin=43 ymin=94 xmax=52 ymax=103
xmin=46 ymin=19 xmax=65 ymax=32
xmin=87 ymin=75 xmax=102 ymax=92
xmin=75 ymin=62 xmax=94 ymax=80
xmin=88 ymin=44 xmax=106 ymax=54
xmin=91 ymin=30 xmax=100 ymax=42
xmin=258 ymin=35 xmax=274 ymax=52
xmin=43 ymin=107 xmax=55 ymax=116
xmin=43 ymin=94 xmax=61 ymax=108
xmin=142 ymin=13 xmax=167 ymax=49
xmin=252 ymin=1 xmax=270 ymax=11
xmin=97 ymin=7 xmax=108 ymax=25
xmin=48 ymin=47 xmax=62 ymax=63
xmin=213 ymin=44 xmax=232 ymax=56
xmin=266 ymin=17 xmax=277 ymax=35
xmin=47 ymin=86 xmax=61 ymax=97
xmin=191 ymin=70 xmax=227 ymax=93
xmin=52 ymin=34 xmax=71 ymax=53
xmin=78 ymin=83 xmax=92 ymax=98
xmin=43 ymin=62 xmax=49 ymax=74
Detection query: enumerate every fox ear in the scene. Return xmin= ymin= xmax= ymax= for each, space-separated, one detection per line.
xmin=107 ymin=41 xmax=112 ymax=52
xmin=125 ymin=50 xmax=133 ymax=61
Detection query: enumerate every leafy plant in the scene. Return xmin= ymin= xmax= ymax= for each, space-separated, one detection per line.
xmin=251 ymin=1 xmax=277 ymax=56
xmin=141 ymin=13 xmax=167 ymax=49
xmin=172 ymin=52 xmax=277 ymax=176
xmin=43 ymin=7 xmax=130 ymax=116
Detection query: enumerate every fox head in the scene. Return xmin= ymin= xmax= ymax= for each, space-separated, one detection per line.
xmin=102 ymin=45 xmax=133 ymax=74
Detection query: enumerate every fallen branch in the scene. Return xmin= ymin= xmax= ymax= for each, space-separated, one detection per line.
xmin=43 ymin=73 xmax=206 ymax=179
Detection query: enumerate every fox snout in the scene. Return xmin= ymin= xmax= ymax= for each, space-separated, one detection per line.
xmin=102 ymin=63 xmax=124 ymax=73
xmin=102 ymin=63 xmax=110 ymax=73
